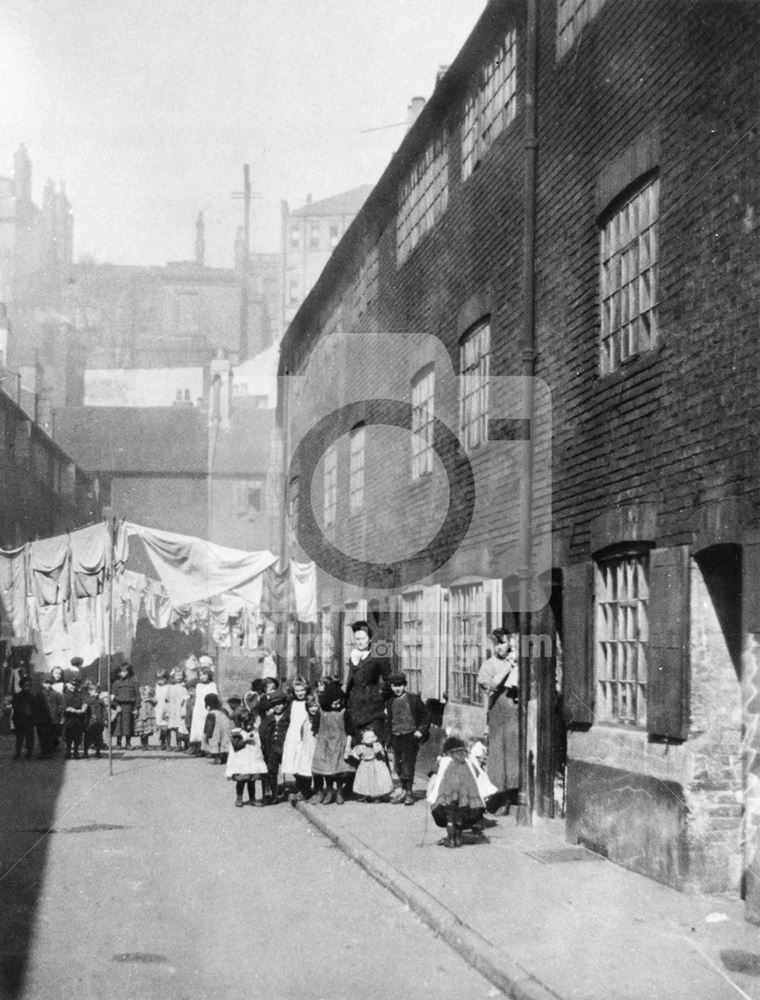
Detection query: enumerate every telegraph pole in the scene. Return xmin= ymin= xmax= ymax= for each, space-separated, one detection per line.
xmin=232 ymin=165 xmax=259 ymax=362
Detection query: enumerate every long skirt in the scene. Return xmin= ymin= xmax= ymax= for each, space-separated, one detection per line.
xmin=113 ymin=703 xmax=136 ymax=738
xmin=353 ymin=758 xmax=393 ymax=798
xmin=486 ymin=692 xmax=519 ymax=792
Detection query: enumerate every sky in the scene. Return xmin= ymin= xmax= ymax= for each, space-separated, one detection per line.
xmin=0 ymin=0 xmax=486 ymax=268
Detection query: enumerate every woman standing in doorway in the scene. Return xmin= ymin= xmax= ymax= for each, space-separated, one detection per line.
xmin=477 ymin=628 xmax=519 ymax=815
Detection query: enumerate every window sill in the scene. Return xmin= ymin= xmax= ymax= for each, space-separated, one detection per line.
xmin=597 ymin=342 xmax=663 ymax=385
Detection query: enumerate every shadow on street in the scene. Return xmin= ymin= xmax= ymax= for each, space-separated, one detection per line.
xmin=0 ymin=736 xmax=66 ymax=997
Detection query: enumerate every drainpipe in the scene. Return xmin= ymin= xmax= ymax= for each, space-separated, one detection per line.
xmin=516 ymin=0 xmax=539 ymax=827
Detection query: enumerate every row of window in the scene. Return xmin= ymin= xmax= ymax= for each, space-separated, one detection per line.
xmin=287 ymin=319 xmax=492 ymax=546
xmin=396 ymin=28 xmax=517 ymax=265
xmin=313 ymin=543 xmax=651 ymax=729
xmin=318 ymin=579 xmax=502 ymax=701
xmin=289 ymin=220 xmax=342 ymax=252
xmin=398 ymin=0 xmax=611 ymax=257
xmin=398 ymin=165 xmax=660 ymax=377
xmin=393 ymin=1 xmax=652 ymax=377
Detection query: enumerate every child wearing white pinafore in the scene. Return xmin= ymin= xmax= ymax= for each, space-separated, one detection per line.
xmin=154 ymin=670 xmax=171 ymax=750
xmin=292 ymin=694 xmax=319 ymax=800
xmin=348 ymin=727 xmax=394 ymax=802
xmin=280 ymin=676 xmax=309 ymax=793
xmin=226 ymin=703 xmax=268 ymax=806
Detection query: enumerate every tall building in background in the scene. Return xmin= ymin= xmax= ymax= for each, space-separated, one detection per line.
xmin=0 ymin=145 xmax=72 ymax=308
xmin=280 ymin=185 xmax=372 ymax=332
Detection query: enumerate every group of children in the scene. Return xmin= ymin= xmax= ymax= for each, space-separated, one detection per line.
xmin=185 ymin=669 xmax=498 ymax=847
xmin=9 ymin=655 xmax=497 ymax=848
xmin=198 ymin=674 xmax=404 ymax=808
xmin=10 ymin=666 xmax=109 ymax=760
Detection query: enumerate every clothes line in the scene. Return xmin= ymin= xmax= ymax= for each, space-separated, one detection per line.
xmin=0 ymin=520 xmax=317 ymax=666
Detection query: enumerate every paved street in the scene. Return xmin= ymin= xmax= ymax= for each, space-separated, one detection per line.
xmin=0 ymin=738 xmax=502 ymax=1000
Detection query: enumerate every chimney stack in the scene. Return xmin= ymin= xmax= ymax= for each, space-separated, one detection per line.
xmin=407 ymin=96 xmax=426 ymax=133
xmin=195 ymin=211 xmax=206 ymax=267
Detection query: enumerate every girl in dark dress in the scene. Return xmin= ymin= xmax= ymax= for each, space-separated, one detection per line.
xmin=311 ymin=682 xmax=352 ymax=804
xmin=111 ymin=663 xmax=140 ymax=749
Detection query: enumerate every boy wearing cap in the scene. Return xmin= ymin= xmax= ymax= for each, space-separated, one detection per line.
xmin=258 ymin=692 xmax=289 ymax=803
xmin=387 ymin=672 xmax=430 ymax=805
xmin=63 ymin=673 xmax=89 ymax=759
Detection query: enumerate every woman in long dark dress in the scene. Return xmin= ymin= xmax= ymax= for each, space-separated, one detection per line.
xmin=344 ymin=620 xmax=392 ymax=741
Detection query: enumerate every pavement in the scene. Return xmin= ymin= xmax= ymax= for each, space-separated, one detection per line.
xmin=5 ymin=729 xmax=760 ymax=1000
xmin=294 ymin=733 xmax=760 ymax=1000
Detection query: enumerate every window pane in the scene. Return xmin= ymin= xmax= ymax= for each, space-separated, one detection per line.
xmin=599 ymin=177 xmax=660 ymax=373
xmin=594 ymin=553 xmax=649 ymax=725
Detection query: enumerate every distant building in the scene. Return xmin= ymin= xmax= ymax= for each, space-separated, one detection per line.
xmin=64 ymin=260 xmax=247 ymax=369
xmin=0 ymin=145 xmax=72 ymax=307
xmin=54 ymin=358 xmax=277 ymax=554
xmin=280 ymin=185 xmax=372 ymax=331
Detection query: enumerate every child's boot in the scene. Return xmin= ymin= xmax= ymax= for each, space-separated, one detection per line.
xmin=440 ymin=821 xmax=457 ymax=848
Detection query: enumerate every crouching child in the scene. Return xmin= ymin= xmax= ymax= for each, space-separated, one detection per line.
xmin=426 ymin=730 xmax=493 ymax=848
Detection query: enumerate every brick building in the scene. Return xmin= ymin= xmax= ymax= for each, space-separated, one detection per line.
xmin=277 ymin=0 xmax=760 ymax=913
xmin=0 ymin=365 xmax=101 ymax=687
xmin=54 ymin=366 xmax=276 ymax=554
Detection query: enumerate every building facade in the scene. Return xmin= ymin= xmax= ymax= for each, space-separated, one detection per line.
xmin=280 ymin=186 xmax=373 ymax=332
xmin=277 ymin=0 xmax=760 ymax=913
xmin=0 ymin=145 xmax=73 ymax=308
xmin=54 ymin=368 xmax=276 ymax=554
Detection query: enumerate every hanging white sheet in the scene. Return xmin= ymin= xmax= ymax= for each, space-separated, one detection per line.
xmin=290 ymin=560 xmax=317 ymax=623
xmin=0 ymin=546 xmax=30 ymax=643
xmin=126 ymin=522 xmax=277 ymax=607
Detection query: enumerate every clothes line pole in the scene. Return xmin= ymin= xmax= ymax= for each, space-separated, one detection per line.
xmin=103 ymin=508 xmax=116 ymax=778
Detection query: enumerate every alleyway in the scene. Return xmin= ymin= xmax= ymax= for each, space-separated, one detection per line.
xmin=0 ymin=738 xmax=499 ymax=1000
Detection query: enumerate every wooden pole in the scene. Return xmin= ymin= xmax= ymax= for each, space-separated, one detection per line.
xmin=103 ymin=508 xmax=116 ymax=777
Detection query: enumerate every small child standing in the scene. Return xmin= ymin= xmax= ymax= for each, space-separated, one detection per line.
xmin=11 ymin=677 xmax=36 ymax=759
xmin=62 ymin=674 xmax=88 ymax=759
xmin=134 ymin=685 xmax=156 ymax=749
xmin=226 ymin=704 xmax=268 ymax=806
xmin=33 ymin=673 xmax=62 ymax=758
xmin=183 ymin=679 xmax=196 ymax=752
xmin=311 ymin=682 xmax=352 ymax=804
xmin=153 ymin=670 xmax=171 ymax=750
xmin=281 ymin=676 xmax=310 ymax=797
xmin=258 ymin=692 xmax=290 ymax=802
xmin=202 ymin=692 xmax=233 ymax=764
xmin=348 ymin=727 xmax=394 ymax=802
xmin=292 ymin=693 xmax=319 ymax=801
xmin=165 ymin=668 xmax=186 ymax=750
xmin=386 ymin=671 xmax=430 ymax=805
xmin=83 ymin=682 xmax=106 ymax=758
